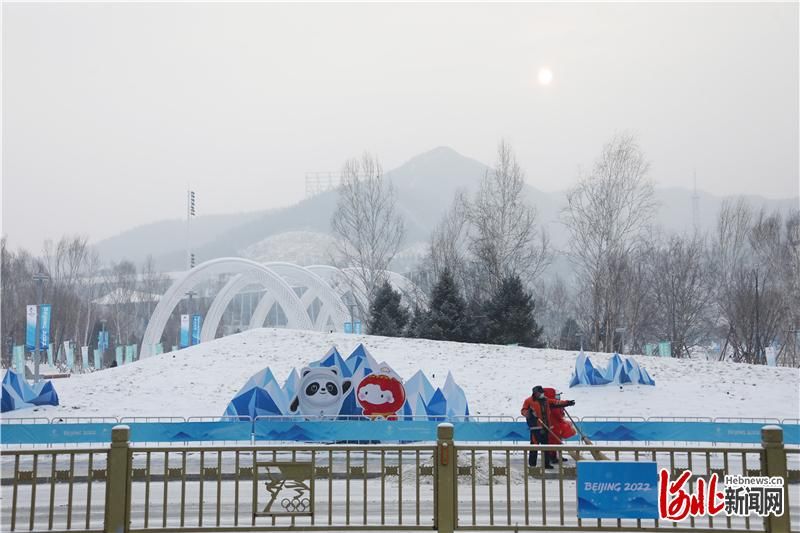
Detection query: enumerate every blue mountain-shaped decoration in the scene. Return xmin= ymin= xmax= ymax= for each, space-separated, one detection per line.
xmin=224 ymin=345 xmax=471 ymax=422
xmin=2 ymin=369 xmax=59 ymax=412
xmin=570 ymin=352 xmax=654 ymax=388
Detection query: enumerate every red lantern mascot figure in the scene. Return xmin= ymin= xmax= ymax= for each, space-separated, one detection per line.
xmin=543 ymin=387 xmax=577 ymax=464
xmin=356 ymin=372 xmax=406 ymax=420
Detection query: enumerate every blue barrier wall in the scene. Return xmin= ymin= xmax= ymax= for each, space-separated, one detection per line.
xmin=2 ymin=420 xmax=798 ymax=445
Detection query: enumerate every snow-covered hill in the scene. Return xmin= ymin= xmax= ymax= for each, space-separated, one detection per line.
xmin=24 ymin=328 xmax=800 ymax=421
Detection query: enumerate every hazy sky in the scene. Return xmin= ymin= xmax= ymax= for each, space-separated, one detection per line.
xmin=2 ymin=2 xmax=798 ymax=250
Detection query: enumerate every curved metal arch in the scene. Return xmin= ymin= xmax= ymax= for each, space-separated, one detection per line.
xmin=141 ymin=258 xmax=312 ymax=356
xmin=199 ymin=273 xmax=256 ymax=342
xmin=385 ymin=271 xmax=428 ymax=309
xmin=264 ymin=262 xmax=350 ymax=331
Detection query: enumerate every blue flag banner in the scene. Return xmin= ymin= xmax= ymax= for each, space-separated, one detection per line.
xmin=344 ymin=322 xmax=353 ymax=334
xmin=47 ymin=344 xmax=54 ymax=366
xmin=65 ymin=342 xmax=74 ymax=370
xmin=98 ymin=330 xmax=110 ymax=351
xmin=180 ymin=314 xmax=190 ymax=348
xmin=25 ymin=305 xmax=37 ymax=351
xmin=93 ymin=349 xmax=102 ymax=369
xmin=39 ymin=305 xmax=51 ymax=351
xmin=125 ymin=345 xmax=134 ymax=364
xmin=577 ymin=461 xmax=658 ymax=519
xmin=13 ymin=345 xmax=25 ymax=374
xmin=191 ymin=315 xmax=202 ymax=345
xmin=354 ymin=320 xmax=362 ymax=334
xmin=115 ymin=346 xmax=123 ymax=366
xmin=81 ymin=346 xmax=89 ymax=371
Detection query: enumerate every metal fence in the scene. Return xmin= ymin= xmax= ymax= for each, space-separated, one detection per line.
xmin=1 ymin=425 xmax=796 ymax=533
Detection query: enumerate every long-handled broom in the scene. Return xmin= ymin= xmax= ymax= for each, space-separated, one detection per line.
xmin=563 ymin=408 xmax=609 ymax=461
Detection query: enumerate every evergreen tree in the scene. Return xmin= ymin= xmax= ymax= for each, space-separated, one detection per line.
xmin=465 ymin=297 xmax=489 ymax=344
xmin=367 ymin=281 xmax=409 ymax=337
xmin=483 ymin=275 xmax=544 ymax=347
xmin=404 ymin=304 xmax=428 ymax=338
xmin=417 ymin=269 xmax=469 ymax=342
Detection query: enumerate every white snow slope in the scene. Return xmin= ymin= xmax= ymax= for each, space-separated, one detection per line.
xmin=17 ymin=328 xmax=800 ymax=421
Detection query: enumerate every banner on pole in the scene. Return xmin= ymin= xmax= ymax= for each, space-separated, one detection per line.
xmin=65 ymin=342 xmax=74 ymax=370
xmin=180 ymin=314 xmax=190 ymax=348
xmin=97 ymin=330 xmax=110 ymax=351
xmin=658 ymin=341 xmax=672 ymax=357
xmin=25 ymin=305 xmax=37 ymax=351
xmin=81 ymin=346 xmax=89 ymax=371
xmin=93 ymin=348 xmax=102 ymax=369
xmin=13 ymin=345 xmax=25 ymax=374
xmin=191 ymin=314 xmax=202 ymax=345
xmin=115 ymin=346 xmax=123 ymax=366
xmin=39 ymin=304 xmax=51 ymax=350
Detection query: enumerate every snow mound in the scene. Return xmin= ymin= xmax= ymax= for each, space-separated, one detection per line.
xmin=19 ymin=328 xmax=800 ymax=421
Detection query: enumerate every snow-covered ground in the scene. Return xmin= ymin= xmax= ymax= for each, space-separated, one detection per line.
xmin=16 ymin=328 xmax=799 ymax=421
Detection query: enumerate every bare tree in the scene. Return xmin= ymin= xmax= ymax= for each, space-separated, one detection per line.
xmin=646 ymin=233 xmax=714 ymax=357
xmin=534 ymin=275 xmax=572 ymax=348
xmin=101 ymin=261 xmax=139 ymax=345
xmin=428 ymin=192 xmax=471 ymax=294
xmin=562 ymin=133 xmax=656 ymax=352
xmin=465 ymin=140 xmax=550 ymax=294
xmin=331 ymin=153 xmax=405 ymax=313
xmin=712 ymin=202 xmax=797 ymax=365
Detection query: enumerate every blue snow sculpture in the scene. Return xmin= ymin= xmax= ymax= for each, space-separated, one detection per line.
xmin=224 ymin=367 xmax=287 ymax=419
xmin=316 ymin=347 xmax=352 ymax=377
xmin=605 ymin=353 xmax=632 ymax=384
xmin=569 ymin=352 xmax=611 ymax=387
xmin=425 ymin=388 xmax=448 ymax=420
xmin=442 ymin=372 xmax=469 ymax=418
xmin=345 ymin=343 xmax=379 ymax=376
xmin=1 ymin=369 xmax=59 ymax=412
xmin=638 ymin=366 xmax=656 ymax=386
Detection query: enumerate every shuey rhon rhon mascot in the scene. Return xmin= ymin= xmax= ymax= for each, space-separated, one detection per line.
xmin=289 ymin=367 xmax=352 ymax=419
xmin=356 ymin=369 xmax=406 ymax=420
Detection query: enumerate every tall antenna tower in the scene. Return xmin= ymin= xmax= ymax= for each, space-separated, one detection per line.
xmin=692 ymin=169 xmax=699 ymax=232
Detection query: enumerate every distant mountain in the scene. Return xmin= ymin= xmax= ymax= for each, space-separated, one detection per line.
xmin=93 ymin=146 xmax=798 ymax=271
xmin=93 ymin=211 xmax=263 ymax=264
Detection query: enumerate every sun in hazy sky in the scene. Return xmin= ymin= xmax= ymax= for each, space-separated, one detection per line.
xmin=538 ymin=67 xmax=553 ymax=85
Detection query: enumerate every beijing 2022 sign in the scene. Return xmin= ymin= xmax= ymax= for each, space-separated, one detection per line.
xmin=577 ymin=461 xmax=658 ymax=519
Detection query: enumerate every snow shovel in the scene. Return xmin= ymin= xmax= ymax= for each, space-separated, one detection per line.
xmin=564 ymin=409 xmax=609 ymax=461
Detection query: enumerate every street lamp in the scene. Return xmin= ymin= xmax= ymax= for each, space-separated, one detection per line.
xmin=615 ymin=327 xmax=627 ymax=354
xmin=32 ymin=271 xmax=50 ymax=384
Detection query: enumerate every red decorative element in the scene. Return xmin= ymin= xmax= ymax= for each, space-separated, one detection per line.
xmin=658 ymin=469 xmax=725 ymax=521
xmin=356 ymin=373 xmax=406 ymax=420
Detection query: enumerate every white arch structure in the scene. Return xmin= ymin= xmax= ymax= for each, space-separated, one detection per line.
xmin=141 ymin=257 xmax=424 ymax=356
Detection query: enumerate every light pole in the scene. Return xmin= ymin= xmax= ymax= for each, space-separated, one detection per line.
xmin=186 ymin=290 xmax=197 ymax=316
xmin=32 ymin=271 xmax=50 ymax=384
xmin=615 ymin=326 xmax=627 ymax=354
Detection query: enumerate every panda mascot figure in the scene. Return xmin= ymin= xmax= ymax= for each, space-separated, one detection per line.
xmin=289 ymin=367 xmax=352 ymax=419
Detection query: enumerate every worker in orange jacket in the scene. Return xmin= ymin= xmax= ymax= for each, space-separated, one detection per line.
xmin=521 ymin=385 xmax=574 ymax=468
